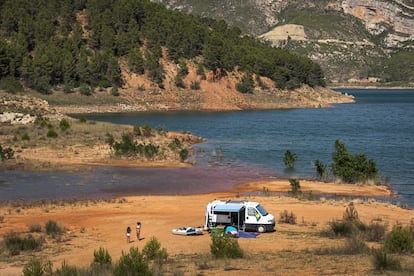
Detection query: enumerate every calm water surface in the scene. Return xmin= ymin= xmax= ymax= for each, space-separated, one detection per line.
xmin=1 ymin=89 xmax=413 ymax=206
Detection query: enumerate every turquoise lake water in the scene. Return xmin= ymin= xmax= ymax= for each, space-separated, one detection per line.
xmin=1 ymin=89 xmax=413 ymax=206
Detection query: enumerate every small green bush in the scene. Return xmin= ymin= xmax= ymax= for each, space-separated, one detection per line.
xmin=0 ymin=145 xmax=14 ymax=160
xmin=111 ymin=86 xmax=119 ymax=96
xmin=93 ymin=246 xmax=112 ymax=265
xmin=55 ymin=260 xmax=77 ymax=275
xmin=142 ymin=236 xmax=168 ymax=262
xmin=289 ymin=178 xmax=301 ymax=195
xmin=79 ymin=85 xmax=92 ymax=96
xmin=210 ymin=234 xmax=244 ymax=259
xmin=21 ymin=132 xmax=30 ymax=141
xmin=113 ymin=247 xmax=152 ymax=276
xmin=144 ymin=144 xmax=159 ymax=159
xmin=168 ymin=138 xmax=181 ymax=150
xmin=59 ymin=119 xmax=70 ymax=132
xmin=78 ymin=117 xmax=87 ymax=123
xmin=328 ymin=220 xmax=353 ymax=237
xmin=45 ymin=220 xmax=63 ymax=237
xmin=384 ymin=225 xmax=413 ymax=253
xmin=284 ymin=150 xmax=298 ymax=169
xmin=190 ymin=80 xmax=200 ymax=90
xmin=179 ymin=148 xmax=189 ymax=161
xmin=23 ymin=258 xmax=52 ymax=276
xmin=174 ymin=74 xmax=185 ymax=88
xmin=236 ymin=74 xmax=254 ymax=94
xmin=47 ymin=129 xmax=58 ymax=138
xmin=4 ymin=232 xmax=43 ymax=255
xmin=371 ymin=248 xmax=401 ymax=271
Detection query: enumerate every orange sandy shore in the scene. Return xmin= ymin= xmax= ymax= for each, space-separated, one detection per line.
xmin=1 ymin=178 xmax=412 ymax=275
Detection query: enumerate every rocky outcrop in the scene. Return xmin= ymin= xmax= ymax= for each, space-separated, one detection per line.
xmin=342 ymin=0 xmax=414 ymax=47
xmin=0 ymin=112 xmax=36 ymax=125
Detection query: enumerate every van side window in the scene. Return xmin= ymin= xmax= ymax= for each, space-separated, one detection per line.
xmin=247 ymin=207 xmax=256 ymax=216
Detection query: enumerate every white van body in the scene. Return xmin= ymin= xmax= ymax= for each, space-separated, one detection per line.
xmin=204 ymin=200 xmax=275 ymax=233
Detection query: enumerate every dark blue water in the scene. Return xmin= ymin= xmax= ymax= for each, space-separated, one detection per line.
xmin=1 ymin=89 xmax=413 ymax=206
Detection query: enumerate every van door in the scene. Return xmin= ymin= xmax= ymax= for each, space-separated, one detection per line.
xmin=245 ymin=207 xmax=261 ymax=230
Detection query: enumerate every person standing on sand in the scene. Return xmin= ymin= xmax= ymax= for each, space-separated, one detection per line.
xmin=126 ymin=226 xmax=131 ymax=243
xmin=136 ymin=221 xmax=141 ymax=241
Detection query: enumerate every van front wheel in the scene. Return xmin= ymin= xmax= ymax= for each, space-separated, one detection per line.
xmin=257 ymin=225 xmax=266 ymax=233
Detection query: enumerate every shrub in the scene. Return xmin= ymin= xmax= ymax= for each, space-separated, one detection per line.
xmin=210 ymin=234 xmax=244 ymax=259
xmin=279 ymin=210 xmax=297 ymax=224
xmin=111 ymin=86 xmax=119 ymax=96
xmin=371 ymin=248 xmax=401 ymax=271
xmin=142 ymin=236 xmax=168 ymax=262
xmin=341 ymin=235 xmax=369 ymax=254
xmin=55 ymin=260 xmax=77 ymax=275
xmin=364 ymin=222 xmax=386 ymax=242
xmin=4 ymin=232 xmax=43 ymax=255
xmin=343 ymin=202 xmax=359 ymax=221
xmin=174 ymin=74 xmax=185 ymax=88
xmin=330 ymin=140 xmax=378 ymax=183
xmin=179 ymin=148 xmax=189 ymax=161
xmin=23 ymin=258 xmax=52 ymax=276
xmin=0 ymin=145 xmax=14 ymax=160
xmin=142 ymin=124 xmax=152 ymax=137
xmin=289 ymin=178 xmax=301 ymax=195
xmin=28 ymin=223 xmax=42 ymax=233
xmin=384 ymin=225 xmax=413 ymax=253
xmin=21 ymin=132 xmax=30 ymax=141
xmin=111 ymin=132 xmax=137 ymax=156
xmin=79 ymin=85 xmax=92 ymax=96
xmin=283 ymin=150 xmax=297 ymax=169
xmin=113 ymin=247 xmax=151 ymax=276
xmin=144 ymin=144 xmax=159 ymax=159
xmin=328 ymin=220 xmax=353 ymax=237
xmin=314 ymin=159 xmax=328 ymax=180
xmin=47 ymin=129 xmax=58 ymax=138
xmin=0 ymin=77 xmax=23 ymax=93
xmin=168 ymin=138 xmax=181 ymax=150
xmin=236 ymin=74 xmax=254 ymax=94
xmin=59 ymin=119 xmax=70 ymax=132
xmin=93 ymin=246 xmax=112 ymax=265
xmin=45 ymin=220 xmax=63 ymax=237
xmin=78 ymin=117 xmax=87 ymax=123
xmin=190 ymin=80 xmax=200 ymax=90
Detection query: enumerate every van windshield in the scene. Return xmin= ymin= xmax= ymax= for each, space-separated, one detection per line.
xmin=256 ymin=204 xmax=268 ymax=216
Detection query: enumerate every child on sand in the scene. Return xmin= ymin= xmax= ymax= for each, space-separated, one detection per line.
xmin=136 ymin=221 xmax=141 ymax=241
xmin=126 ymin=226 xmax=131 ymax=243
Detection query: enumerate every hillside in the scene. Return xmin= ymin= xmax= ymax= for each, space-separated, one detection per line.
xmin=0 ymin=0 xmax=354 ymax=111
xmin=152 ymin=0 xmax=414 ymax=86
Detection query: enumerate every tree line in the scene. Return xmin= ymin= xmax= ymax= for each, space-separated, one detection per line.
xmin=0 ymin=0 xmax=326 ymax=94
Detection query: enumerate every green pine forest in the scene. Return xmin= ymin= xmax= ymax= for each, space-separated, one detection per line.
xmin=0 ymin=0 xmax=326 ymax=95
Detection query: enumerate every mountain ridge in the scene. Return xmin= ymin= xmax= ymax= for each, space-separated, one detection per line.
xmin=152 ymin=0 xmax=414 ymax=86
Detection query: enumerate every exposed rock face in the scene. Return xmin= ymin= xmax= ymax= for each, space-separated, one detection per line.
xmin=342 ymin=0 xmax=414 ymax=47
xmin=0 ymin=112 xmax=36 ymax=125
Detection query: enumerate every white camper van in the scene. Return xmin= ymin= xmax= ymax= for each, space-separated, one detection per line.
xmin=204 ymin=200 xmax=275 ymax=233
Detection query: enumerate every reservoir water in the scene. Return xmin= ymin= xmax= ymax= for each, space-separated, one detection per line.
xmin=1 ymin=89 xmax=413 ymax=207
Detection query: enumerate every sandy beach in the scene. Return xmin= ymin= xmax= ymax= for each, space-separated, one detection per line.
xmin=0 ymin=178 xmax=413 ymax=275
